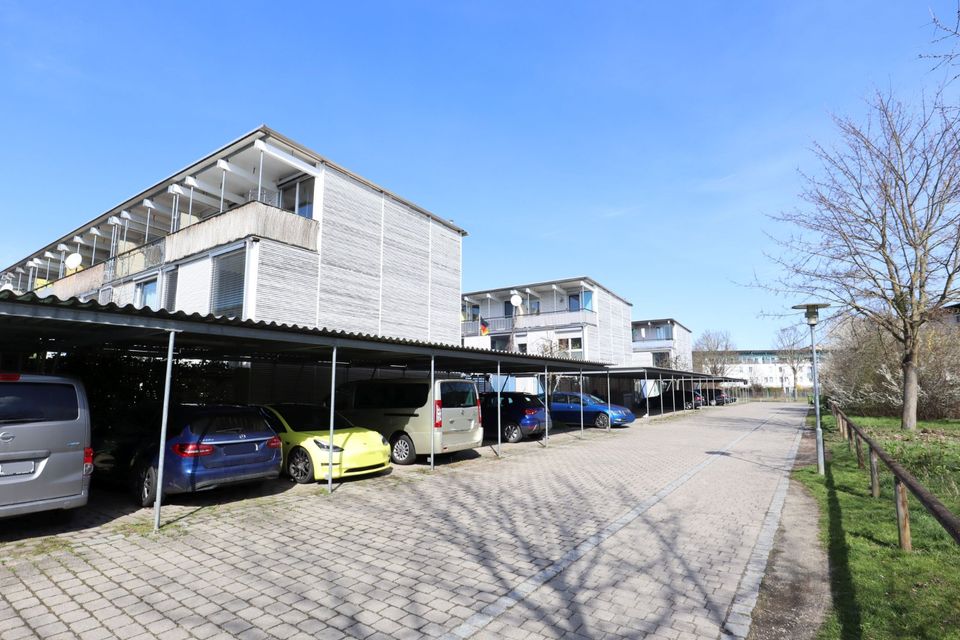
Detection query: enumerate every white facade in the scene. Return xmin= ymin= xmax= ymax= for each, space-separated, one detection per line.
xmin=4 ymin=127 xmax=465 ymax=345
xmin=630 ymin=319 xmax=693 ymax=369
xmin=724 ymin=350 xmax=814 ymax=391
xmin=461 ymin=277 xmax=633 ymax=365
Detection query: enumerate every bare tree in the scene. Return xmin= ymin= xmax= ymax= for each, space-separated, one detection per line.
xmin=774 ymin=325 xmax=808 ymax=398
xmin=692 ymin=330 xmax=736 ymax=377
xmin=769 ymin=91 xmax=960 ymax=430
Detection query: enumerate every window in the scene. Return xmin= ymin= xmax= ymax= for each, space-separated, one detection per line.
xmin=504 ymin=300 xmax=514 ymax=318
xmin=440 ymin=382 xmax=477 ymax=408
xmin=528 ymin=299 xmax=540 ymax=315
xmin=568 ymin=294 xmax=581 ymax=312
xmin=654 ymin=325 xmax=673 ymax=340
xmin=517 ymin=343 xmax=527 ymax=353
xmin=280 ymin=177 xmax=315 ymax=218
xmin=163 ymin=269 xmax=178 ymax=311
xmin=582 ymin=290 xmax=593 ymax=311
xmin=463 ymin=303 xmax=480 ymax=322
xmin=0 ymin=383 xmax=78 ymax=423
xmin=135 ymin=278 xmax=158 ymax=310
xmin=211 ymin=250 xmax=246 ymax=318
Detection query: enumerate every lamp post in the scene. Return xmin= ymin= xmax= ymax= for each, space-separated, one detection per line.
xmin=792 ymin=302 xmax=830 ymax=475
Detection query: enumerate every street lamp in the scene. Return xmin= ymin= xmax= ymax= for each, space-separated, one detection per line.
xmin=792 ymin=302 xmax=830 ymax=475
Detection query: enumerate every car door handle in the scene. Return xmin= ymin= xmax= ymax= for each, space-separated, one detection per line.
xmin=0 ymin=432 xmax=14 ymax=443
xmin=0 ymin=449 xmax=49 ymax=462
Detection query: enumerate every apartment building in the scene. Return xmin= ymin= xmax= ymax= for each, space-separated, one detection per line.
xmin=630 ymin=318 xmax=692 ymax=369
xmin=0 ymin=127 xmax=465 ymax=345
xmin=724 ymin=350 xmax=813 ymax=391
xmin=461 ymin=277 xmax=633 ymax=365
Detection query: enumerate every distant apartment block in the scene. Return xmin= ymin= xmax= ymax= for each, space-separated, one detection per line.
xmin=724 ymin=350 xmax=813 ymax=390
xmin=630 ymin=318 xmax=692 ymax=369
xmin=461 ymin=277 xmax=633 ymax=364
xmin=0 ymin=127 xmax=465 ymax=344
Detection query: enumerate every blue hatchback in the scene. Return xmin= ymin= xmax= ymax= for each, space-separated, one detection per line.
xmin=547 ymin=392 xmax=636 ymax=428
xmin=93 ymin=405 xmax=282 ymax=506
xmin=480 ymin=392 xmax=547 ymax=443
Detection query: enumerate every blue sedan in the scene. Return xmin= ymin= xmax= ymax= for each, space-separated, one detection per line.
xmin=547 ymin=392 xmax=636 ymax=428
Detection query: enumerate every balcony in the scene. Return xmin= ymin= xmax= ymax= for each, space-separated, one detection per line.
xmin=632 ymin=338 xmax=675 ymax=352
xmin=462 ymin=308 xmax=597 ymax=337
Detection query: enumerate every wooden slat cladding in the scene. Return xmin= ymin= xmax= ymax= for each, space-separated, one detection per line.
xmin=381 ymin=198 xmax=430 ymax=340
xmin=255 ymin=240 xmax=319 ymax=328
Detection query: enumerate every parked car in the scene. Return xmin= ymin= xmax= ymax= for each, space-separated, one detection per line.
xmin=480 ymin=392 xmax=547 ymax=443
xmin=547 ymin=391 xmax=636 ymax=428
xmin=259 ymin=404 xmax=390 ymax=483
xmin=334 ymin=379 xmax=483 ymax=465
xmin=92 ymin=404 xmax=282 ymax=507
xmin=0 ymin=373 xmax=93 ymax=519
xmin=702 ymin=389 xmax=729 ymax=406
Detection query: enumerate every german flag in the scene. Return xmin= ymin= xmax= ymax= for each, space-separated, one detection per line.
xmin=480 ymin=318 xmax=490 ymax=336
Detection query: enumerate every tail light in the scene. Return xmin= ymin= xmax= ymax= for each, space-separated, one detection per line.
xmin=172 ymin=442 xmax=215 ymax=457
xmin=524 ymin=409 xmax=538 ymax=415
xmin=83 ymin=447 xmax=94 ymax=476
xmin=0 ymin=373 xmax=21 ymax=381
xmin=266 ymin=436 xmax=282 ymax=449
xmin=476 ymin=397 xmax=482 ymax=424
xmin=434 ymin=400 xmax=442 ymax=429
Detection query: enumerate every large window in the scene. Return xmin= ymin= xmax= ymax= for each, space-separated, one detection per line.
xmin=135 ymin=278 xmax=158 ymax=310
xmin=568 ymin=294 xmax=580 ymax=312
xmin=280 ymin=176 xmax=315 ymax=219
xmin=163 ymin=269 xmax=178 ymax=311
xmin=0 ymin=383 xmax=78 ymax=423
xmin=211 ymin=250 xmax=246 ymax=318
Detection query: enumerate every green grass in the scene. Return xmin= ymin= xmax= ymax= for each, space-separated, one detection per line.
xmin=797 ymin=413 xmax=960 ymax=639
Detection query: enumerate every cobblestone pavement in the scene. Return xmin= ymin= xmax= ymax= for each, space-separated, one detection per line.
xmin=0 ymin=402 xmax=806 ymax=640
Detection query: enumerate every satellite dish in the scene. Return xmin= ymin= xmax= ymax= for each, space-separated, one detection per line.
xmin=509 ymin=294 xmax=523 ymax=307
xmin=64 ymin=253 xmax=82 ymax=269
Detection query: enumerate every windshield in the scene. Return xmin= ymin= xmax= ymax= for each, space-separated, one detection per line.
xmin=582 ymin=394 xmax=606 ymax=405
xmin=272 ymin=405 xmax=352 ymax=432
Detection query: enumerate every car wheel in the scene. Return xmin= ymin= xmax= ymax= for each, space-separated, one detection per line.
xmin=287 ymin=447 xmax=314 ymax=484
xmin=504 ymin=423 xmax=523 ymax=444
xmin=594 ymin=412 xmax=610 ymax=429
xmin=391 ymin=433 xmax=416 ymax=465
xmin=136 ymin=464 xmax=158 ymax=508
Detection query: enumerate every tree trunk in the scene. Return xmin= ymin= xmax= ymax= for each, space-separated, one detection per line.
xmin=901 ymin=352 xmax=918 ymax=431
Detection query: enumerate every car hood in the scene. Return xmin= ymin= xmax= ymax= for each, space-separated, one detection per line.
xmin=287 ymin=427 xmax=386 ymax=450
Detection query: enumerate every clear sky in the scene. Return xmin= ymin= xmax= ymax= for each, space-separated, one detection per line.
xmin=0 ymin=1 xmax=953 ymax=348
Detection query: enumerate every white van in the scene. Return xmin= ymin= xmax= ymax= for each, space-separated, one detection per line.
xmin=0 ymin=374 xmax=93 ymax=519
xmin=334 ymin=379 xmax=483 ymax=464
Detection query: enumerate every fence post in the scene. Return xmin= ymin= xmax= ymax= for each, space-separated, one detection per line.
xmin=854 ymin=432 xmax=865 ymax=469
xmin=894 ymin=477 xmax=912 ymax=551
xmin=869 ymin=446 xmax=880 ymax=498
xmin=847 ymin=420 xmax=853 ymax=450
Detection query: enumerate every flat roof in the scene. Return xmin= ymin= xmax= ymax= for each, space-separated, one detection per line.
xmin=463 ymin=276 xmax=633 ymax=307
xmin=3 ymin=125 xmax=466 ymax=275
xmin=0 ymin=291 xmax=605 ymax=374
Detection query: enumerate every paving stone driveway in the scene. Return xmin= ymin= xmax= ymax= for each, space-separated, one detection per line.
xmin=0 ymin=402 xmax=806 ymax=640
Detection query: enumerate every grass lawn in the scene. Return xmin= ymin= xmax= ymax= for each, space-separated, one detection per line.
xmin=796 ymin=412 xmax=960 ymax=639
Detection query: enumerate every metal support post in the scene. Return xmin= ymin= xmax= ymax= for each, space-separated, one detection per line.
xmin=544 ymin=366 xmax=550 ymax=444
xmin=219 ymin=169 xmax=226 ymax=212
xmin=327 ymin=346 xmax=338 ymax=493
xmin=258 ymin=150 xmax=264 ymax=201
xmin=578 ymin=369 xmax=584 ymax=438
xmin=670 ymin=376 xmax=675 ymax=414
xmin=430 ymin=356 xmax=436 ymax=469
xmin=810 ymin=323 xmax=825 ymax=475
xmin=644 ymin=370 xmax=650 ymax=417
xmin=153 ymin=330 xmax=177 ymax=532
xmin=606 ymin=372 xmax=611 ymax=431
xmin=659 ymin=375 xmax=664 ymax=416
xmin=496 ymin=360 xmax=502 ymax=458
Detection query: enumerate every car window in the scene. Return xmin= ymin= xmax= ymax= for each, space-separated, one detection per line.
xmin=0 ymin=383 xmax=78 ymax=424
xmin=440 ymin=382 xmax=477 ymax=408
xmin=190 ymin=412 xmax=270 ymax=436
xmin=270 ymin=405 xmax=352 ymax=432
xmin=551 ymin=393 xmax=567 ymax=403
xmin=518 ymin=395 xmax=544 ymax=407
xmin=353 ymin=383 xmax=429 ymax=409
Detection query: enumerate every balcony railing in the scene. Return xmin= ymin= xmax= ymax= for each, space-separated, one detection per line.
xmin=632 ymin=338 xmax=675 ymax=351
xmin=462 ymin=308 xmax=597 ymax=337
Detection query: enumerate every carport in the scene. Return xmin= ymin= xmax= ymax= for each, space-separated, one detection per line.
xmin=0 ymin=291 xmax=604 ymax=529
xmin=578 ymin=367 xmax=747 ymax=417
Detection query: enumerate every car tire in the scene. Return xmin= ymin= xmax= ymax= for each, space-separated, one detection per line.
xmin=391 ymin=433 xmax=416 ymax=465
xmin=504 ymin=423 xmax=523 ymax=444
xmin=287 ymin=447 xmax=314 ymax=484
xmin=594 ymin=412 xmax=610 ymax=429
xmin=135 ymin=464 xmax=158 ymax=508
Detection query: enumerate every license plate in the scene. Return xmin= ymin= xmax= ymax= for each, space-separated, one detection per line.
xmin=221 ymin=442 xmax=257 ymax=456
xmin=0 ymin=461 xmax=35 ymax=476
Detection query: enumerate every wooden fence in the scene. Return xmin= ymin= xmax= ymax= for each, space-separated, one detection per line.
xmin=829 ymin=403 xmax=960 ymax=551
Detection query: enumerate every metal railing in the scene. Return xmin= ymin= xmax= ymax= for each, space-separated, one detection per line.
xmin=247 ymin=187 xmax=279 ymax=207
xmin=462 ymin=308 xmax=597 ymax=336
xmin=830 ymin=402 xmax=960 ymax=550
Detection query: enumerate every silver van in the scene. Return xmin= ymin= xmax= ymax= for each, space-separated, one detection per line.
xmin=335 ymin=379 xmax=483 ymax=464
xmin=0 ymin=374 xmax=92 ymax=518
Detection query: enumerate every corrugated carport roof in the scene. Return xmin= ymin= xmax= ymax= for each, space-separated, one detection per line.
xmin=579 ymin=366 xmax=746 ymax=383
xmin=0 ymin=291 xmax=604 ymax=374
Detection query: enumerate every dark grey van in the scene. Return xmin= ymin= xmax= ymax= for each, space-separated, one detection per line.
xmin=0 ymin=374 xmax=92 ymax=518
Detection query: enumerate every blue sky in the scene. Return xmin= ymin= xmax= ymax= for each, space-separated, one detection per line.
xmin=0 ymin=1 xmax=953 ymax=348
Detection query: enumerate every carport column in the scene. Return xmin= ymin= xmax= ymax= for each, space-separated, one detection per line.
xmin=659 ymin=374 xmax=664 ymax=416
xmin=544 ymin=365 xmax=549 ymax=445
xmin=430 ymin=356 xmax=436 ymax=470
xmin=153 ymin=330 xmax=178 ymax=532
xmin=327 ymin=346 xmax=337 ymax=494
xmin=578 ymin=369 xmax=584 ymax=438
xmin=606 ymin=371 xmax=611 ymax=432
xmin=644 ymin=370 xmax=650 ymax=418
xmin=670 ymin=375 xmax=675 ymax=414
xmin=496 ymin=360 xmax=502 ymax=458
